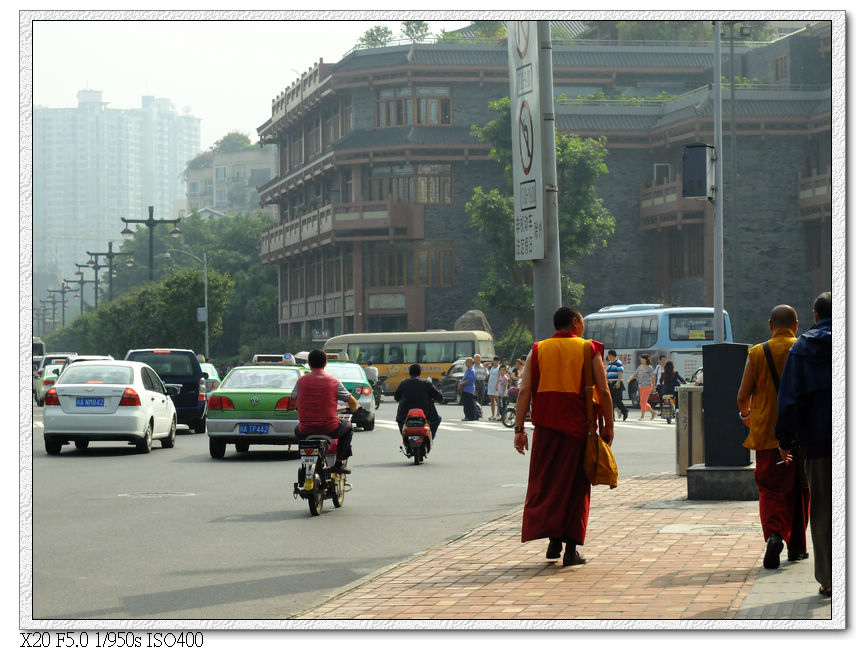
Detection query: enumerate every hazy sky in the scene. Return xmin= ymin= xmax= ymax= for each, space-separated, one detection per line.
xmin=31 ymin=17 xmax=472 ymax=149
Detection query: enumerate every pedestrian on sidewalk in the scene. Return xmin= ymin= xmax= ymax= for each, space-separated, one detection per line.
xmin=736 ymin=304 xmax=810 ymax=570
xmin=513 ymin=307 xmax=614 ymax=566
xmin=630 ymin=354 xmax=656 ymax=420
xmin=458 ymin=357 xmax=478 ymax=421
xmin=605 ymin=349 xmax=628 ymax=421
xmin=775 ymin=291 xmax=832 ymax=598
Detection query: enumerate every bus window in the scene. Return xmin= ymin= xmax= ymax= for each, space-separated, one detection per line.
xmin=347 ymin=343 xmax=383 ymax=364
xmin=600 ymin=319 xmax=615 ymax=349
xmin=613 ymin=319 xmax=628 ymax=349
xmin=455 ymin=341 xmax=474 ymax=360
xmin=384 ymin=344 xmax=404 ymax=364
xmin=626 ymin=318 xmax=642 ymax=348
xmin=401 ymin=343 xmax=419 ymax=364
xmin=418 ymin=342 xmax=453 ymax=363
xmin=640 ymin=317 xmax=659 ymax=347
xmin=478 ymin=340 xmax=496 ymax=358
xmin=669 ymin=314 xmax=720 ymax=341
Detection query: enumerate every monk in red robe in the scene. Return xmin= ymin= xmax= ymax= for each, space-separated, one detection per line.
xmin=514 ymin=307 xmax=614 ymax=566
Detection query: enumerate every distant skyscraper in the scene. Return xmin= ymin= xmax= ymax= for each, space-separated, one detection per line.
xmin=33 ymin=90 xmax=201 ymax=298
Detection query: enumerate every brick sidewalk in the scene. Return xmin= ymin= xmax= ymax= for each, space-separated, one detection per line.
xmin=295 ymin=472 xmax=834 ymax=623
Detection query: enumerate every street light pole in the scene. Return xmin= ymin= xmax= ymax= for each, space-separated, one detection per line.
xmin=87 ymin=241 xmax=133 ymax=302
xmin=121 ymin=206 xmax=182 ymax=282
xmin=64 ymin=276 xmax=95 ymax=315
xmin=47 ymin=285 xmax=73 ymax=328
xmin=164 ymin=248 xmax=209 ymax=360
xmin=76 ymin=258 xmax=105 ymax=309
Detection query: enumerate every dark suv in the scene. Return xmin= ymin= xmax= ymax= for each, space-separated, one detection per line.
xmin=124 ymin=348 xmax=207 ymax=432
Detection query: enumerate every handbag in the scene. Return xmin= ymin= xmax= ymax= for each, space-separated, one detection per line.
xmin=581 ymin=340 xmax=619 ymax=488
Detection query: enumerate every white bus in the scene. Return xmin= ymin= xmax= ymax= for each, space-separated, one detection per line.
xmin=323 ymin=330 xmax=495 ymax=394
xmin=582 ymin=304 xmax=732 ymax=405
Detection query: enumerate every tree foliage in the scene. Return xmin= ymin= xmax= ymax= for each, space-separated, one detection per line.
xmin=357 ymin=25 xmax=394 ymax=49
xmin=214 ymin=131 xmax=255 ymax=153
xmin=467 ymin=97 xmax=614 ymax=338
xmin=401 ymin=21 xmax=430 ymax=43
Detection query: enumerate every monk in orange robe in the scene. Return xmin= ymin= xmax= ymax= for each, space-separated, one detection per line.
xmin=513 ymin=307 xmax=614 ymax=566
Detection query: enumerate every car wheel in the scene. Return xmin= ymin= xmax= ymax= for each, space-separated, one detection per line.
xmin=136 ymin=421 xmax=153 ymax=454
xmin=235 ymin=442 xmax=250 ymax=453
xmin=74 ymin=439 xmax=89 ymax=450
xmin=44 ymin=437 xmax=62 ymax=455
xmin=193 ymin=417 xmax=207 ymax=434
xmin=209 ymin=437 xmax=226 ymax=459
xmin=161 ymin=417 xmax=177 ymax=449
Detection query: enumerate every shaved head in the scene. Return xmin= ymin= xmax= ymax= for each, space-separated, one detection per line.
xmin=769 ymin=305 xmax=798 ymax=329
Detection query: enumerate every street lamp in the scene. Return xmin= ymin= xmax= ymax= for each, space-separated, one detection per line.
xmin=121 ymin=205 xmax=182 ymax=282
xmin=86 ymin=241 xmax=133 ymax=302
xmin=64 ymin=275 xmax=95 ymax=316
xmin=164 ymin=248 xmax=209 ymax=360
xmin=76 ymin=258 xmax=104 ymax=309
xmin=47 ymin=284 xmax=73 ymax=328
xmin=42 ymin=293 xmax=66 ymax=333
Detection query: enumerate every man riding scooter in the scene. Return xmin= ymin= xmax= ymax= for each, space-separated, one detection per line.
xmin=291 ymin=349 xmax=364 ymax=474
xmin=394 ymin=363 xmax=443 ymax=439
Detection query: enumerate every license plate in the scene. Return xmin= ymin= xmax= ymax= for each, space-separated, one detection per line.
xmin=239 ymin=423 xmax=270 ymax=434
xmin=75 ymin=397 xmax=105 ymax=407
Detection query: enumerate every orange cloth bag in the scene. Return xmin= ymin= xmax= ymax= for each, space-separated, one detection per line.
xmin=582 ymin=340 xmax=618 ymax=488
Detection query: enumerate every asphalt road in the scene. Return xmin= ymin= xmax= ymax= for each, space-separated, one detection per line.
xmin=29 ymin=397 xmax=681 ymax=621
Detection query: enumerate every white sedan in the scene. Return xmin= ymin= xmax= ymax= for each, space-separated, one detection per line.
xmin=42 ymin=360 xmax=179 ymax=455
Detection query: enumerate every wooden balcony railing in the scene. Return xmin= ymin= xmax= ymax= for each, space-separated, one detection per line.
xmin=798 ymin=171 xmax=831 ymax=221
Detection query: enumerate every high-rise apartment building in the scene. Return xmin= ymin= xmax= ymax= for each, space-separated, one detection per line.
xmin=33 ymin=90 xmax=201 ymax=299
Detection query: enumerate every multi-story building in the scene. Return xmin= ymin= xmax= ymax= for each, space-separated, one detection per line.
xmin=183 ymin=145 xmax=278 ymax=218
xmin=257 ymin=21 xmax=832 ymax=342
xmin=33 ymin=90 xmax=200 ymax=299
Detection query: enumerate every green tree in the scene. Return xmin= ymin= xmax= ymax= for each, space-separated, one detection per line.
xmin=467 ymin=97 xmax=614 ymax=339
xmin=614 ymin=21 xmax=713 ymax=42
xmin=468 ymin=20 xmax=506 ymax=41
xmin=401 ymin=21 xmax=430 ymax=43
xmin=357 ymin=25 xmax=394 ymax=49
xmin=214 ymin=131 xmax=255 ymax=153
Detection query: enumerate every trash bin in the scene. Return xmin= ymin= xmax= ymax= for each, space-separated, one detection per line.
xmin=676 ymin=385 xmax=704 ymax=475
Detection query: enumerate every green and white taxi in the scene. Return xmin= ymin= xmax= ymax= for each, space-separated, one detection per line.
xmin=206 ymin=363 xmax=307 ymax=458
xmin=324 ymin=360 xmax=375 ymax=431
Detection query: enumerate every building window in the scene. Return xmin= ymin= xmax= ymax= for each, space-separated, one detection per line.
xmin=188 ymin=180 xmax=200 ymax=196
xmin=376 ymin=86 xmax=451 ymax=128
xmin=232 ymin=165 xmax=245 ymax=181
xmin=367 ymin=164 xmax=452 ymax=204
xmin=775 ymin=55 xmax=788 ymax=82
xmin=687 ymin=227 xmax=704 ymax=277
xmin=416 ymin=241 xmax=454 ymax=287
xmin=215 ymin=167 xmax=226 ymax=183
xmin=367 ymin=245 xmax=413 ymax=288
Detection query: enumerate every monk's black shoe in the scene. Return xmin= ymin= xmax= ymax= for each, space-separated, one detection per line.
xmin=545 ymin=539 xmax=562 ymax=559
xmin=763 ymin=533 xmax=783 ymax=569
xmin=787 ymin=551 xmax=809 ymax=562
xmin=562 ymin=550 xmax=586 ymax=566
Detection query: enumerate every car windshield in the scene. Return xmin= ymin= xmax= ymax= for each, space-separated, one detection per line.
xmin=56 ymin=365 xmax=134 ymax=385
xmin=221 ymin=368 xmax=300 ymax=390
xmin=326 ymin=364 xmax=366 ymax=382
xmin=44 ymin=364 xmax=66 ymax=377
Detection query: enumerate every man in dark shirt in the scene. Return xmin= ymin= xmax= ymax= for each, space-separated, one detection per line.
xmin=394 ymin=363 xmax=443 ymax=438
xmin=775 ymin=291 xmax=832 ymax=598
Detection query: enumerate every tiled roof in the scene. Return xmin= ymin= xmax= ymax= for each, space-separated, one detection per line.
xmin=556 ymin=113 xmax=659 ymax=132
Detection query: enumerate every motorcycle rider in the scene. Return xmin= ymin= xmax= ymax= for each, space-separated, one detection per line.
xmin=394 ymin=363 xmax=443 ymax=439
xmin=363 ymin=359 xmax=379 ymax=385
xmin=291 ymin=349 xmax=361 ymax=474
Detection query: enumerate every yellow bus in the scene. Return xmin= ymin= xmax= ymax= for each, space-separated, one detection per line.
xmin=323 ymin=330 xmax=495 ymax=394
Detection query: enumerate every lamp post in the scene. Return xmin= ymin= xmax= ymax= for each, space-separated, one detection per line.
xmin=121 ymin=206 xmax=182 ymax=282
xmin=42 ymin=293 xmax=66 ymax=333
xmin=75 ymin=258 xmax=105 ymax=309
xmin=64 ymin=275 xmax=95 ymax=316
xmin=47 ymin=284 xmax=73 ymax=328
xmin=164 ymin=248 xmax=209 ymax=360
xmin=86 ymin=241 xmax=133 ymax=302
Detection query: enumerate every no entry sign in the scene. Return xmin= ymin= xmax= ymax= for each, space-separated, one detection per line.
xmin=508 ymin=21 xmax=544 ymax=261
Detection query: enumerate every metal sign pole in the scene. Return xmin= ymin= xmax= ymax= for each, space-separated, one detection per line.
xmin=712 ymin=21 xmax=724 ymax=344
xmin=534 ymin=21 xmax=561 ymax=339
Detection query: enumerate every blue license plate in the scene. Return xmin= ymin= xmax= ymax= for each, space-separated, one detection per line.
xmin=239 ymin=423 xmax=270 ymax=434
xmin=75 ymin=397 xmax=105 ymax=407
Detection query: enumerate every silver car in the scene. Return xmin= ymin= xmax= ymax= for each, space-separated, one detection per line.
xmin=42 ymin=360 xmax=179 ymax=455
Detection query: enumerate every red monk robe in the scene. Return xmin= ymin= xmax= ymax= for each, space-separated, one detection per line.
xmin=521 ymin=332 xmax=604 ymax=544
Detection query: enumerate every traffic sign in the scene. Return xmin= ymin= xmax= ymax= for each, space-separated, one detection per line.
xmin=508 ymin=21 xmax=544 ymax=261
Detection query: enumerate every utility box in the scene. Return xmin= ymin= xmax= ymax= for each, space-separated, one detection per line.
xmin=702 ymin=343 xmax=750 ymax=466
xmin=676 ymin=385 xmax=704 ymax=475
xmin=682 ymin=144 xmax=715 ymax=200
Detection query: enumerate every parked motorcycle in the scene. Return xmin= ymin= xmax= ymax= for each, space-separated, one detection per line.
xmin=372 ymin=375 xmax=388 ymax=409
xmin=501 ymin=385 xmax=522 ymax=428
xmin=399 ymin=408 xmax=433 ymax=465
